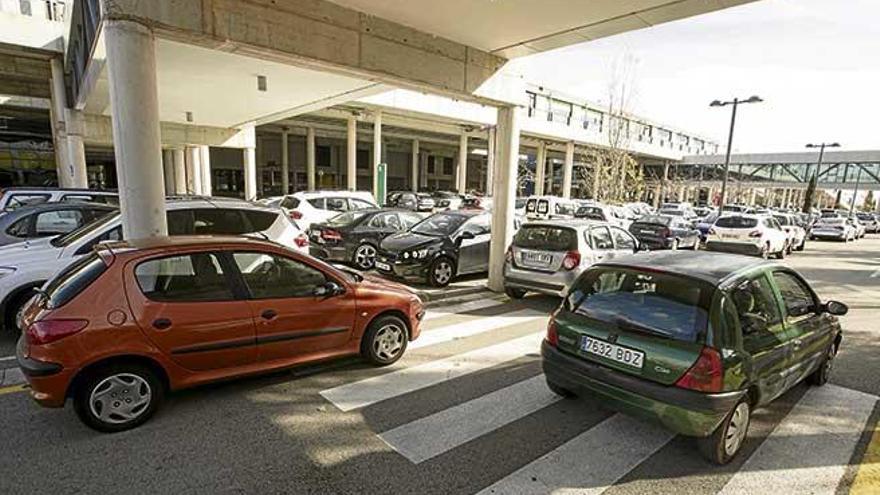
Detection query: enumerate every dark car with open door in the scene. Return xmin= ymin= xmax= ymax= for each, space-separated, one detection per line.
xmin=309 ymin=209 xmax=424 ymax=270
xmin=375 ymin=210 xmax=499 ymax=287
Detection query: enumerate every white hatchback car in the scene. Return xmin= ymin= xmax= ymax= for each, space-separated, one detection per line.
xmin=705 ymin=214 xmax=789 ymax=259
xmin=0 ymin=199 xmax=306 ymax=331
xmin=772 ymin=212 xmax=807 ymax=252
xmin=811 ymin=217 xmax=857 ymax=242
xmin=524 ymin=196 xmax=577 ymax=221
xmin=277 ymin=191 xmax=377 ymax=231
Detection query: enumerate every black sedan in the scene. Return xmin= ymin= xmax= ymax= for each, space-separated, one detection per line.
xmin=308 ymin=208 xmax=424 ymax=270
xmin=628 ymin=214 xmax=700 ymax=250
xmin=0 ymin=201 xmax=116 ymax=247
xmin=375 ymin=210 xmax=493 ymax=287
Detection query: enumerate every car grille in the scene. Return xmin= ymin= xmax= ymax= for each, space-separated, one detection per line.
xmin=376 ymin=249 xmax=399 ymax=263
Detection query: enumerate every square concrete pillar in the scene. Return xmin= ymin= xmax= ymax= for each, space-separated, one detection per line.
xmin=306 ymin=127 xmax=316 ymax=192
xmin=244 ymin=147 xmax=257 ymax=200
xmin=534 ymin=142 xmax=546 ymax=196
xmin=347 ymin=116 xmax=357 ymax=191
xmin=281 ymin=129 xmax=290 ymax=194
xmin=200 ymin=145 xmax=212 ymax=196
xmin=411 ymin=139 xmax=419 ymax=192
xmin=562 ymin=142 xmax=574 ymax=199
xmin=488 ymin=106 xmax=521 ymax=293
xmin=373 ymin=111 xmax=382 ymax=198
xmin=185 ymin=146 xmax=201 ymax=195
xmin=162 ymin=149 xmax=175 ymax=195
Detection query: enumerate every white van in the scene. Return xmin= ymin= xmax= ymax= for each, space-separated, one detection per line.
xmin=524 ymin=195 xmax=577 ymax=221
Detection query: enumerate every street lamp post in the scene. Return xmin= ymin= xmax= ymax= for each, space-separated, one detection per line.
xmin=710 ymin=96 xmax=763 ymax=210
xmin=805 ymin=142 xmax=840 ymax=212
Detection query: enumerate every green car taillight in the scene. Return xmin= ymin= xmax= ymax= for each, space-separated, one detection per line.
xmin=675 ymin=346 xmax=723 ymax=393
xmin=546 ymin=318 xmax=559 ymax=347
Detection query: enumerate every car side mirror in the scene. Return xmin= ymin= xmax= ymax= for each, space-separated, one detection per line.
xmin=457 ymin=231 xmax=475 ymax=245
xmin=823 ymin=300 xmax=848 ymax=316
xmin=313 ymin=281 xmax=344 ymax=298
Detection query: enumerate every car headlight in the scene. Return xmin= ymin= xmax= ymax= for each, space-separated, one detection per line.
xmin=0 ymin=267 xmax=15 ymax=279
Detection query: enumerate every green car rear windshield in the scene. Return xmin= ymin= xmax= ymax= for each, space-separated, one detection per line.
xmin=565 ymin=267 xmax=714 ymax=343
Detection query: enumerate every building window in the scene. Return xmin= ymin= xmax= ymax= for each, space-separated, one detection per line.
xmin=316 ymin=145 xmax=331 ymax=167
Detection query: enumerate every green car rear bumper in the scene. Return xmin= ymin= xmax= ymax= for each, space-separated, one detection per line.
xmin=541 ymin=341 xmax=745 ymax=437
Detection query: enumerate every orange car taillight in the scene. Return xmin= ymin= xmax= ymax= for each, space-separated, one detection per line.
xmin=546 ymin=318 xmax=559 ymax=347
xmin=675 ymin=346 xmax=724 ymax=393
xmin=26 ymin=319 xmax=89 ymax=346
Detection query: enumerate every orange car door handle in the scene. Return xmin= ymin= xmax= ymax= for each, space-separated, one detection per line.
xmin=152 ymin=318 xmax=172 ymax=330
xmin=261 ymin=309 xmax=278 ymax=320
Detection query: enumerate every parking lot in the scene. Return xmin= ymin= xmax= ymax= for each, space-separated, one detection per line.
xmin=0 ymin=237 xmax=877 ymax=494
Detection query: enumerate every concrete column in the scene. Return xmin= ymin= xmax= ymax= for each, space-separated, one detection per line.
xmin=49 ymin=57 xmax=72 ymax=188
xmin=306 ymin=127 xmax=316 ymax=191
xmin=65 ymin=110 xmax=89 ymax=189
xmin=534 ymin=142 xmax=546 ymax=196
xmin=457 ymin=134 xmax=469 ymax=193
xmin=372 ymin=111 xmax=382 ymax=197
xmin=486 ymin=127 xmax=496 ymax=195
xmin=171 ymin=148 xmax=186 ymax=195
xmin=162 ymin=149 xmax=175 ymax=194
xmin=748 ymin=188 xmax=757 ymax=206
xmin=547 ymin=160 xmax=556 ymax=196
xmin=488 ymin=106 xmax=520 ymax=293
xmin=199 ymin=145 xmax=212 ymax=196
xmin=347 ymin=115 xmax=357 ymax=191
xmin=244 ymin=147 xmax=257 ymax=200
xmin=419 ymin=151 xmax=429 ymax=189
xmin=281 ymin=129 xmax=290 ymax=194
xmin=185 ymin=146 xmax=201 ymax=195
xmin=562 ymin=142 xmax=574 ymax=199
xmin=653 ymin=184 xmax=662 ymax=208
xmin=411 ymin=139 xmax=419 ymax=192
xmin=105 ymin=19 xmax=166 ymax=238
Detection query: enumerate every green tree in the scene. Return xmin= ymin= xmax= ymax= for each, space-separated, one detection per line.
xmin=863 ymin=190 xmax=876 ymax=212
xmin=802 ymin=173 xmax=817 ymax=213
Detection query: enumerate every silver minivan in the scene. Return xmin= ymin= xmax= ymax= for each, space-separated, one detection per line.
xmin=503 ymin=219 xmax=640 ymax=298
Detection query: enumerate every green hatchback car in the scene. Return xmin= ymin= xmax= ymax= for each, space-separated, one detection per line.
xmin=542 ymin=251 xmax=847 ymax=464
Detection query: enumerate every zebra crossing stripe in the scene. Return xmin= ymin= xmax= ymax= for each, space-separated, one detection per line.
xmin=379 ymin=374 xmax=560 ymax=463
xmin=718 ymin=384 xmax=878 ymax=495
xmin=320 ymin=332 xmax=544 ymax=412
xmin=412 ymin=309 xmax=546 ymax=350
xmin=476 ymin=413 xmax=676 ymax=495
xmin=423 ymin=297 xmax=507 ymax=321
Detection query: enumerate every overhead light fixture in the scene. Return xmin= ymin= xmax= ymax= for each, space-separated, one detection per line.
xmin=257 ymin=75 xmax=267 ymax=92
xmin=185 ymin=111 xmax=193 ymax=123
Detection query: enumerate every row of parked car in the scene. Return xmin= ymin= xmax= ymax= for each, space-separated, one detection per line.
xmin=2 ymin=187 xmax=850 ymax=468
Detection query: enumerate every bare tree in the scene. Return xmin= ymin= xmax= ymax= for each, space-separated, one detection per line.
xmin=588 ymin=53 xmax=646 ymax=203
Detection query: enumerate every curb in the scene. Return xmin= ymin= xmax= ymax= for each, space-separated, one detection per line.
xmin=0 ymin=367 xmax=25 ymax=388
xmin=417 ymin=284 xmax=493 ymax=305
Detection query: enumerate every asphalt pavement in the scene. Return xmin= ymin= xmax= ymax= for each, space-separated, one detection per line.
xmin=0 ymin=237 xmax=878 ymax=494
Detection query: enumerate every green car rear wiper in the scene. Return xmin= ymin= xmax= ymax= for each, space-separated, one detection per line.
xmin=612 ymin=316 xmax=673 ymax=339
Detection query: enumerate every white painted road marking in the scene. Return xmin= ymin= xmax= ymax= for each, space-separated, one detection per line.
xmin=0 ymin=355 xmax=16 ymax=362
xmin=413 ymin=309 xmax=546 ymax=350
xmin=320 ymin=332 xmax=544 ymax=412
xmin=423 ymin=297 xmax=507 ymax=321
xmin=477 ymin=414 xmax=676 ymax=495
xmin=379 ymin=374 xmax=559 ymax=463
xmin=718 ymin=384 xmax=878 ymax=495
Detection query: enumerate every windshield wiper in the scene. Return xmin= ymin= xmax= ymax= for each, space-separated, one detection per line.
xmin=612 ymin=316 xmax=673 ymax=339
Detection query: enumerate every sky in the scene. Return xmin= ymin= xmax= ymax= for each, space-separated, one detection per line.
xmin=509 ymin=0 xmax=880 ymax=154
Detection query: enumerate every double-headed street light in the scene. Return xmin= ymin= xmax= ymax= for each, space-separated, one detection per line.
xmin=805 ymin=142 xmax=840 ymax=212
xmin=710 ymin=95 xmax=763 ymax=209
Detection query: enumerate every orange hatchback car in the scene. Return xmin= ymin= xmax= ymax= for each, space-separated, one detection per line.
xmin=16 ymin=236 xmax=423 ymax=432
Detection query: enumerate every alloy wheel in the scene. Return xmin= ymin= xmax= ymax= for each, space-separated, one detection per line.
xmin=724 ymin=402 xmax=750 ymax=457
xmin=354 ymin=244 xmax=376 ymax=270
xmin=372 ymin=323 xmax=405 ymax=361
xmin=89 ymin=373 xmax=152 ymax=425
xmin=433 ymin=260 xmax=452 ymax=285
